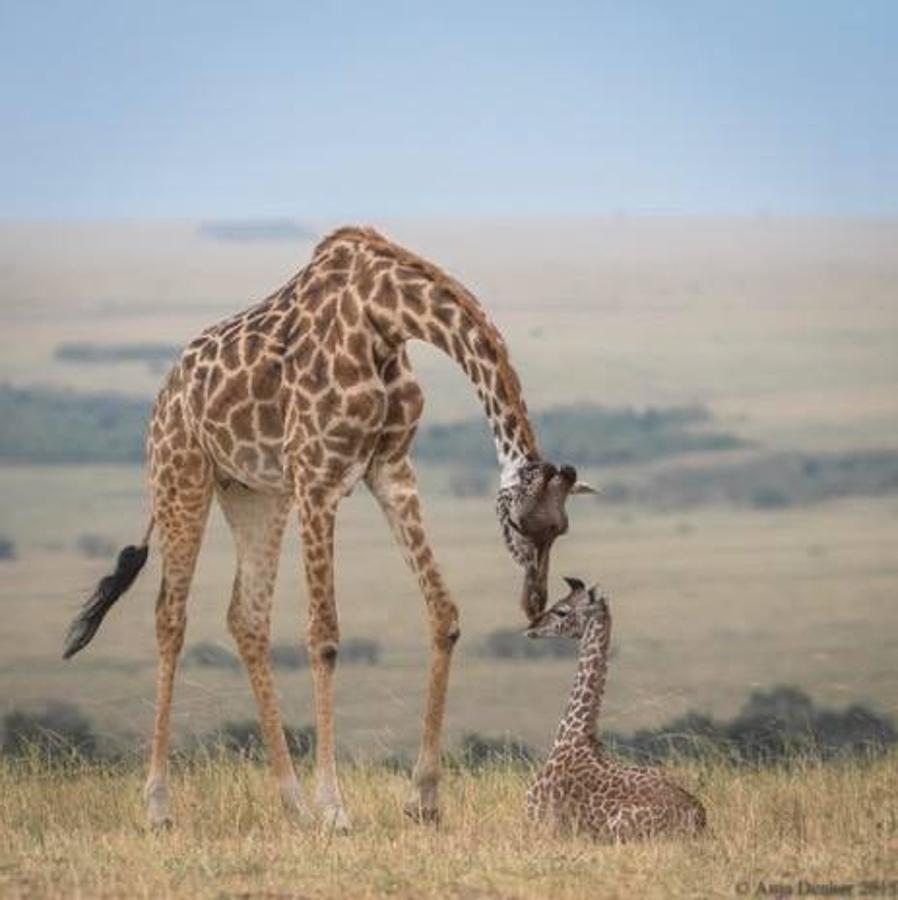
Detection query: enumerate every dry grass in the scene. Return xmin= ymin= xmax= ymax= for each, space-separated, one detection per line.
xmin=1 ymin=753 xmax=896 ymax=899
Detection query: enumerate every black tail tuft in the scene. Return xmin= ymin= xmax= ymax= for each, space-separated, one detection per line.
xmin=63 ymin=544 xmax=149 ymax=659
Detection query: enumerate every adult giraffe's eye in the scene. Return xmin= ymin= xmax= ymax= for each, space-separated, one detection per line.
xmin=553 ymin=607 xmax=568 ymax=618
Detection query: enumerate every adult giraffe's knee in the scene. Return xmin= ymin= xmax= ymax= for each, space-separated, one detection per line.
xmin=429 ymin=591 xmax=460 ymax=653
xmin=226 ymin=573 xmax=270 ymax=664
xmin=434 ymin=612 xmax=460 ymax=654
xmin=313 ymin=640 xmax=340 ymax=671
xmin=155 ymin=577 xmax=188 ymax=653
xmin=306 ymin=592 xmax=341 ymax=677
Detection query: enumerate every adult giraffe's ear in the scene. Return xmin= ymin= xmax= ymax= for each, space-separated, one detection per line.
xmin=563 ymin=576 xmax=586 ymax=593
xmin=570 ymin=481 xmax=598 ymax=495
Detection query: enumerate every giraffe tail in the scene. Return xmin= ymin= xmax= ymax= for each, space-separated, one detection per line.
xmin=62 ymin=518 xmax=155 ymax=660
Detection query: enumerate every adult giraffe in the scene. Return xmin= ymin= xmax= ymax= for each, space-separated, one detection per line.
xmin=63 ymin=226 xmax=593 ymax=831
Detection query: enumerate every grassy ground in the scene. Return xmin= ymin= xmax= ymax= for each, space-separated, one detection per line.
xmin=1 ymin=753 xmax=896 ymax=899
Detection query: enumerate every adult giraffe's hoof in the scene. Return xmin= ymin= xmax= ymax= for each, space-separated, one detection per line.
xmin=284 ymin=803 xmax=316 ymax=829
xmin=403 ymin=799 xmax=442 ymax=825
xmin=280 ymin=782 xmax=315 ymax=828
xmin=145 ymin=780 xmax=173 ymax=831
xmin=320 ymin=805 xmax=352 ymax=835
xmin=147 ymin=813 xmax=174 ymax=832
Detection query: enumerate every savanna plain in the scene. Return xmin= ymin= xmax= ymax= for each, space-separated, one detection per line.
xmin=1 ymin=219 xmax=897 ymax=897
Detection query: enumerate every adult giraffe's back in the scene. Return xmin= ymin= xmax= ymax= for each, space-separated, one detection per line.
xmin=63 ymin=226 xmax=593 ymax=830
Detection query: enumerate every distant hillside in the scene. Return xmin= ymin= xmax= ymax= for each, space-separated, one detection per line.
xmin=0 ymin=387 xmax=744 ymax=468
xmin=414 ymin=403 xmax=746 ymax=467
xmin=0 ymin=385 xmax=148 ymax=464
xmin=7 ymin=384 xmax=896 ymax=510
xmin=599 ymin=449 xmax=898 ymax=510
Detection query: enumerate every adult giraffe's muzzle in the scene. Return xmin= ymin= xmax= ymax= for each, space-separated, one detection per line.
xmin=521 ymin=542 xmax=553 ymax=622
xmin=519 ymin=463 xmax=596 ymax=622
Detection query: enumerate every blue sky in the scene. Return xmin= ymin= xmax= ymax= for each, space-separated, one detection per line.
xmin=1 ymin=1 xmax=896 ymax=218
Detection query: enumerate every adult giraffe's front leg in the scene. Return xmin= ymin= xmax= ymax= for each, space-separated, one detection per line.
xmin=296 ymin=482 xmax=350 ymax=833
xmin=367 ymin=457 xmax=460 ymax=823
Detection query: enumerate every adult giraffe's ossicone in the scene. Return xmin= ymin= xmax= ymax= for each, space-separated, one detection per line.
xmin=62 ymin=226 xmax=594 ymax=830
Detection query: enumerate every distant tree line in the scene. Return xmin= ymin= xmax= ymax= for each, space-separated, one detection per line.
xmin=599 ymin=451 xmax=898 ymax=511
xmin=4 ymin=383 xmax=898 ymax=513
xmin=0 ymin=386 xmax=744 ymax=468
xmin=4 ymin=686 xmax=893 ymax=768
xmin=2 ymin=702 xmax=100 ymax=762
xmin=447 ymin=733 xmax=536 ymax=770
xmin=0 ymin=385 xmax=148 ymax=464
xmin=74 ymin=533 xmax=117 ymax=559
xmin=195 ymin=720 xmax=316 ymax=760
xmin=606 ymin=686 xmax=897 ymax=765
xmin=480 ymin=628 xmax=577 ymax=660
xmin=0 ymin=702 xmax=315 ymax=764
xmin=182 ymin=638 xmax=381 ymax=670
xmin=417 ymin=403 xmax=745 ymax=468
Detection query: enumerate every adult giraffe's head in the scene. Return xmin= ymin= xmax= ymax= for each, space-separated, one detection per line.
xmin=496 ymin=461 xmax=595 ymax=622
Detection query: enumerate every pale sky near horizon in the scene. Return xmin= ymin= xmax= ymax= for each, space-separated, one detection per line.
xmin=1 ymin=1 xmax=896 ymax=219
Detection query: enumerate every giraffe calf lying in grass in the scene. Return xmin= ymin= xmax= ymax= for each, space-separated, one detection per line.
xmin=525 ymin=578 xmax=707 ymax=841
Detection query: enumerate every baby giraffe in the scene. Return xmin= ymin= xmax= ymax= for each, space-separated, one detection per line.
xmin=525 ymin=577 xmax=706 ymax=841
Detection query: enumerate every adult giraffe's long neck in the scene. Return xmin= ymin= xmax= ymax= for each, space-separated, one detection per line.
xmin=555 ymin=613 xmax=610 ymax=745
xmin=322 ymin=227 xmax=541 ymax=483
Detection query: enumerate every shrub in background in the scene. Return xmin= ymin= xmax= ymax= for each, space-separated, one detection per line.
xmin=2 ymin=701 xmax=99 ymax=761
xmin=451 ymin=733 xmax=535 ymax=770
xmin=482 ymin=627 xmax=577 ymax=660
xmin=270 ymin=638 xmax=381 ymax=669
xmin=197 ymin=720 xmax=315 ymax=761
xmin=74 ymin=533 xmax=117 ymax=559
xmin=609 ymin=685 xmax=897 ymax=765
xmin=182 ymin=641 xmax=241 ymax=670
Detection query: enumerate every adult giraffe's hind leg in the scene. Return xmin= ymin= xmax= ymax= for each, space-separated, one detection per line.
xmin=144 ymin=440 xmax=213 ymax=828
xmin=296 ymin=483 xmax=350 ymax=833
xmin=367 ymin=456 xmax=460 ymax=823
xmin=216 ymin=483 xmax=312 ymax=825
